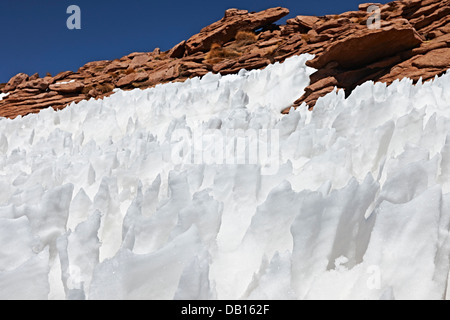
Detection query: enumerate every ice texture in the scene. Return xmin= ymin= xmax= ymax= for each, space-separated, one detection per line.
xmin=1 ymin=54 xmax=450 ymax=299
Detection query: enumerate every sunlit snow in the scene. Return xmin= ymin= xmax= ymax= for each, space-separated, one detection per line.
xmin=0 ymin=93 xmax=9 ymax=101
xmin=1 ymin=54 xmax=450 ymax=300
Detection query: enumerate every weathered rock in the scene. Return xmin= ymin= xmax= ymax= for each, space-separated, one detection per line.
xmin=49 ymin=81 xmax=84 ymax=93
xmin=126 ymin=52 xmax=147 ymax=59
xmin=188 ymin=68 xmax=209 ymax=78
xmin=104 ymin=61 xmax=129 ymax=73
xmin=412 ymin=47 xmax=450 ymax=68
xmin=185 ymin=7 xmax=289 ymax=54
xmin=212 ymin=60 xmax=237 ymax=73
xmin=411 ymin=6 xmax=450 ymax=30
xmin=3 ymin=73 xmax=29 ymax=92
xmin=168 ymin=40 xmax=186 ymax=58
xmin=412 ymin=39 xmax=448 ymax=54
xmin=53 ymin=71 xmax=74 ymax=81
xmin=285 ymin=85 xmax=337 ymax=113
xmin=180 ymin=52 xmax=205 ymax=63
xmin=29 ymin=73 xmax=40 ymax=81
xmin=281 ymin=0 xmax=450 ymax=111
xmin=366 ymin=54 xmax=402 ymax=70
xmin=180 ymin=61 xmax=205 ymax=70
xmin=306 ymin=22 xmax=423 ymax=69
xmin=18 ymin=79 xmax=49 ymax=91
xmin=165 ymin=62 xmax=181 ymax=79
xmin=88 ymin=73 xmax=115 ymax=85
xmin=116 ymin=72 xmax=149 ymax=87
xmin=79 ymin=60 xmax=110 ymax=73
xmin=238 ymin=52 xmax=261 ymax=63
xmin=129 ymin=54 xmax=152 ymax=69
xmin=22 ymin=88 xmax=41 ymax=94
xmin=287 ymin=15 xmax=320 ymax=30
xmin=257 ymin=38 xmax=283 ymax=48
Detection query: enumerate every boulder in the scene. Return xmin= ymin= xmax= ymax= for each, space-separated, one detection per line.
xmin=257 ymin=38 xmax=282 ymax=48
xmin=185 ymin=7 xmax=289 ymax=54
xmin=305 ymin=76 xmax=338 ymax=94
xmin=286 ymin=15 xmax=320 ymax=30
xmin=306 ymin=21 xmax=423 ymax=69
xmin=19 ymin=79 xmax=49 ymax=91
xmin=165 ymin=63 xmax=181 ymax=79
xmin=3 ymin=73 xmax=29 ymax=92
xmin=49 ymin=81 xmax=84 ymax=93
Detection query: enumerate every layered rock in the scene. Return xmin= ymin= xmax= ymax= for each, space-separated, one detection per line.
xmin=1 ymin=0 xmax=450 ymax=118
xmin=286 ymin=0 xmax=450 ymax=111
xmin=185 ymin=7 xmax=289 ymax=54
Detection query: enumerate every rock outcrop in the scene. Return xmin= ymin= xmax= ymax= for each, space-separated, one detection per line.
xmin=288 ymin=0 xmax=450 ymax=110
xmin=1 ymin=0 xmax=450 ymax=118
xmin=185 ymin=7 xmax=290 ymax=54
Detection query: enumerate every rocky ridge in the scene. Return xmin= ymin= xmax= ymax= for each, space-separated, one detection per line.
xmin=0 ymin=0 xmax=449 ymax=118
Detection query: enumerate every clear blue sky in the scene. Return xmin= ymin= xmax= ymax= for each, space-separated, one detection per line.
xmin=0 ymin=0 xmax=390 ymax=83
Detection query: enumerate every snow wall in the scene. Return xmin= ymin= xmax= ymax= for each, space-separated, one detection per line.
xmin=1 ymin=54 xmax=450 ymax=300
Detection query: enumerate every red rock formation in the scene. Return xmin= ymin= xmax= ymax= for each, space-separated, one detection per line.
xmin=288 ymin=0 xmax=450 ymax=111
xmin=185 ymin=7 xmax=290 ymax=54
xmin=1 ymin=0 xmax=449 ymax=118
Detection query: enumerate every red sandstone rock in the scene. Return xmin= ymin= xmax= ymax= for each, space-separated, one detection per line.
xmin=287 ymin=15 xmax=320 ymax=30
xmin=185 ymin=7 xmax=289 ymax=54
xmin=3 ymin=73 xmax=29 ymax=92
xmin=49 ymin=81 xmax=84 ymax=93
xmin=306 ymin=22 xmax=423 ymax=69
xmin=412 ymin=47 xmax=450 ymax=68
xmin=129 ymin=54 xmax=152 ymax=69
xmin=18 ymin=79 xmax=49 ymax=92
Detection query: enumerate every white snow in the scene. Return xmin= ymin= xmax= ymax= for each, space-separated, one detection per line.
xmin=1 ymin=53 xmax=450 ymax=300
xmin=0 ymin=93 xmax=9 ymax=101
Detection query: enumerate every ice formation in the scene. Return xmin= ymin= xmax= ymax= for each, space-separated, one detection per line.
xmin=1 ymin=54 xmax=450 ymax=300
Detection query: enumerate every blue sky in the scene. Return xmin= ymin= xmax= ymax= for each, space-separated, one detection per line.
xmin=0 ymin=0 xmax=389 ymax=83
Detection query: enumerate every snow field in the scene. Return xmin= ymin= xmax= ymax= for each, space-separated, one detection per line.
xmin=0 ymin=54 xmax=450 ymax=299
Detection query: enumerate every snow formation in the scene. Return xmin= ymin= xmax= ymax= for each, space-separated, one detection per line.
xmin=0 ymin=93 xmax=9 ymax=101
xmin=1 ymin=54 xmax=450 ymax=300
